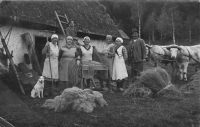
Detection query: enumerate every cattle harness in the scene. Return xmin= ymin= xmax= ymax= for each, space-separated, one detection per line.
xmin=175 ymin=46 xmax=200 ymax=79
xmin=183 ymin=46 xmax=200 ymax=65
xmin=148 ymin=45 xmax=176 ymax=62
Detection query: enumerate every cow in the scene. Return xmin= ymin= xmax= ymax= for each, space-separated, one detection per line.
xmin=165 ymin=45 xmax=200 ymax=81
xmin=145 ymin=44 xmax=177 ymax=75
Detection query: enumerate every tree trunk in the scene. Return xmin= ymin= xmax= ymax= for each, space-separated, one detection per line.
xmin=139 ymin=17 xmax=141 ymax=38
xmin=137 ymin=0 xmax=141 ymax=38
xmin=149 ymin=32 xmax=151 ymax=45
xmin=161 ymin=32 xmax=163 ymax=41
xmin=171 ymin=9 xmax=176 ymax=44
xmin=189 ymin=24 xmax=192 ymax=43
xmin=152 ymin=29 xmax=155 ymax=42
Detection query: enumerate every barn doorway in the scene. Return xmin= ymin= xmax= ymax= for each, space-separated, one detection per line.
xmin=34 ymin=36 xmax=50 ymax=71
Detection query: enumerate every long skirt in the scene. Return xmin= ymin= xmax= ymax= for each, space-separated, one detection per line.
xmin=59 ymin=57 xmax=73 ymax=81
xmin=42 ymin=57 xmax=58 ymax=81
xmin=112 ymin=57 xmax=128 ymax=80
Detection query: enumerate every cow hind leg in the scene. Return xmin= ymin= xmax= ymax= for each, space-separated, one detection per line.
xmin=178 ymin=64 xmax=184 ymax=80
xmin=182 ymin=62 xmax=189 ymax=81
xmin=183 ymin=72 xmax=187 ymax=81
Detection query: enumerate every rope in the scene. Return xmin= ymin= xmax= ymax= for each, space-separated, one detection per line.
xmin=149 ymin=45 xmax=170 ymax=57
xmin=148 ymin=45 xmax=175 ymax=63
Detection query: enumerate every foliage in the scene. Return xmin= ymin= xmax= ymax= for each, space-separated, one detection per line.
xmin=100 ymin=0 xmax=200 ymax=44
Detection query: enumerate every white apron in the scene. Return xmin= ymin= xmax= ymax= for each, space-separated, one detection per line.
xmin=42 ymin=42 xmax=59 ymax=80
xmin=112 ymin=46 xmax=128 ymax=80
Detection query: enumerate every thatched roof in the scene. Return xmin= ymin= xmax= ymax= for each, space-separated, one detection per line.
xmin=118 ymin=30 xmax=130 ymax=39
xmin=0 ymin=0 xmax=120 ymax=37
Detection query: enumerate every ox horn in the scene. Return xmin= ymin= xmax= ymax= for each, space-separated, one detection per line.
xmin=145 ymin=44 xmax=153 ymax=48
xmin=163 ymin=45 xmax=180 ymax=50
xmin=169 ymin=45 xmax=181 ymax=50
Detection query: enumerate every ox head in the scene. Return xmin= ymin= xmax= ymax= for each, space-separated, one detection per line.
xmin=164 ymin=45 xmax=181 ymax=59
xmin=145 ymin=44 xmax=153 ymax=56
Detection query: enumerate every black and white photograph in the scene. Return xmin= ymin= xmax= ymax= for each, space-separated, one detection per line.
xmin=0 ymin=0 xmax=199 ymax=126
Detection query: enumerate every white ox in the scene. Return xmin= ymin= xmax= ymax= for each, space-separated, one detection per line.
xmin=146 ymin=44 xmax=177 ymax=75
xmin=166 ymin=45 xmax=200 ymax=81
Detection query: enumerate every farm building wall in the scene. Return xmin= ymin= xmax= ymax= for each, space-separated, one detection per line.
xmin=0 ymin=26 xmax=108 ymax=70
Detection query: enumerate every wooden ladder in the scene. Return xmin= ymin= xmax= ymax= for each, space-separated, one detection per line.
xmin=54 ymin=11 xmax=69 ymax=40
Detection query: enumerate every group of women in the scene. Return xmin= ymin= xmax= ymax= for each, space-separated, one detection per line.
xmin=42 ymin=34 xmax=128 ymax=93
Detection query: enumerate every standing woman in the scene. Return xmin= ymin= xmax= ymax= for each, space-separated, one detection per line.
xmin=42 ymin=34 xmax=59 ymax=84
xmin=78 ymin=36 xmax=102 ymax=88
xmin=112 ymin=37 xmax=128 ymax=92
xmin=58 ymin=36 xmax=80 ymax=92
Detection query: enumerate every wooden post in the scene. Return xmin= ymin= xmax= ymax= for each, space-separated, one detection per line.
xmin=0 ymin=31 xmax=25 ymax=94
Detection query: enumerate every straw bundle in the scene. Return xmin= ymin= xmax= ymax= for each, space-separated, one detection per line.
xmin=124 ymin=67 xmax=182 ymax=98
xmin=139 ymin=67 xmax=171 ymax=93
xmin=123 ymin=81 xmax=152 ymax=98
xmin=97 ymin=52 xmax=110 ymax=68
xmin=180 ymin=70 xmax=200 ymax=94
xmin=68 ymin=59 xmax=79 ymax=87
xmin=41 ymin=87 xmax=107 ymax=113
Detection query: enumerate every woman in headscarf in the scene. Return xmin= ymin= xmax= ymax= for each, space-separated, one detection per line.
xmin=58 ymin=36 xmax=80 ymax=92
xmin=78 ymin=36 xmax=102 ymax=88
xmin=112 ymin=37 xmax=128 ymax=92
xmin=42 ymin=34 xmax=59 ymax=83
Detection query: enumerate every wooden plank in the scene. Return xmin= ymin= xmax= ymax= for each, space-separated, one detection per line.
xmin=57 ymin=15 xmax=66 ymax=18
xmin=0 ymin=31 xmax=25 ymax=94
xmin=21 ymin=33 xmax=42 ymax=75
xmin=60 ymin=21 xmax=68 ymax=24
xmin=82 ymin=65 xmax=108 ymax=70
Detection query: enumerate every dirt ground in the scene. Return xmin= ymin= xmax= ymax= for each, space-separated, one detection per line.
xmin=1 ymin=62 xmax=200 ymax=127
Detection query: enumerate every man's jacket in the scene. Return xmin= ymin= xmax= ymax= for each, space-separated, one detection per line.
xmin=127 ymin=38 xmax=146 ymax=63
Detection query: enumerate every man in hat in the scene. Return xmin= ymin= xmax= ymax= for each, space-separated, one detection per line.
xmin=127 ymin=28 xmax=147 ymax=82
xmin=66 ymin=20 xmax=77 ymax=38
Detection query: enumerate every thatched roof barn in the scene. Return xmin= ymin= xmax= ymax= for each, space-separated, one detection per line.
xmin=0 ymin=0 xmax=130 ymax=76
xmin=0 ymin=0 xmax=120 ymax=37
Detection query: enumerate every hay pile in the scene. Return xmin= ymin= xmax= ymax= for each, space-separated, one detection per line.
xmin=180 ymin=70 xmax=200 ymax=94
xmin=124 ymin=67 xmax=182 ymax=98
xmin=41 ymin=87 xmax=107 ymax=113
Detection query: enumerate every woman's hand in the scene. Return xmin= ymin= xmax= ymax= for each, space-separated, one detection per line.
xmin=77 ymin=60 xmax=80 ymax=65
xmin=45 ymin=42 xmax=50 ymax=49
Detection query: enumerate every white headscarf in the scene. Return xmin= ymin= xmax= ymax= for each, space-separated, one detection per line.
xmin=67 ymin=36 xmax=73 ymax=40
xmin=83 ymin=36 xmax=90 ymax=42
xmin=51 ymin=34 xmax=58 ymax=39
xmin=116 ymin=37 xmax=123 ymax=43
xmin=106 ymin=35 xmax=112 ymax=40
